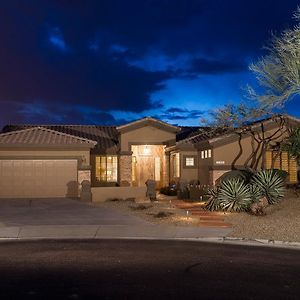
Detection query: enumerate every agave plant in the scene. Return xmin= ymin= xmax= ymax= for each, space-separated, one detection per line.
xmin=215 ymin=168 xmax=255 ymax=186
xmin=248 ymin=183 xmax=263 ymax=202
xmin=218 ymin=178 xmax=252 ymax=212
xmin=205 ymin=187 xmax=221 ymax=211
xmin=250 ymin=170 xmax=285 ymax=204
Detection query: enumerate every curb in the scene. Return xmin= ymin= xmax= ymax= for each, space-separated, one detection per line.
xmin=0 ymin=235 xmax=299 ymax=250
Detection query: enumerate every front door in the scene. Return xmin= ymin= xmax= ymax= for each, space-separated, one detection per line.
xmin=131 ymin=145 xmax=164 ymax=188
xmin=138 ymin=156 xmax=155 ymax=186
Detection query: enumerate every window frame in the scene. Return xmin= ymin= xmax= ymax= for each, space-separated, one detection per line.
xmin=183 ymin=155 xmax=197 ymax=169
xmin=171 ymin=152 xmax=180 ymax=178
xmin=95 ymin=155 xmax=118 ymax=183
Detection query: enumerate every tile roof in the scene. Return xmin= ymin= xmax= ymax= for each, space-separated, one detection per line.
xmin=2 ymin=125 xmax=118 ymax=153
xmin=0 ymin=127 xmax=97 ymax=148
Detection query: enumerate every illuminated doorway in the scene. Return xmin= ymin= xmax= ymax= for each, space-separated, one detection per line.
xmin=131 ymin=145 xmax=165 ymax=188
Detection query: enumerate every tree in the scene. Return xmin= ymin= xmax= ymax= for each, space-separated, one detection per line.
xmin=248 ymin=7 xmax=300 ymax=108
xmin=283 ymin=127 xmax=300 ymax=161
xmin=201 ymin=103 xmax=290 ymax=170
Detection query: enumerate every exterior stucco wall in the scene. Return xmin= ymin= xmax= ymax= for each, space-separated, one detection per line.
xmin=91 ymin=186 xmax=146 ymax=202
xmin=120 ymin=125 xmax=176 ymax=152
xmin=0 ymin=149 xmax=91 ymax=167
xmin=198 ymin=151 xmax=213 ymax=186
xmin=212 ymin=126 xmax=290 ymax=170
xmin=180 ymin=150 xmax=198 ymax=183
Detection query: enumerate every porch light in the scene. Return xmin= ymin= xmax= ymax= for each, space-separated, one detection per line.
xmin=143 ymin=145 xmax=151 ymax=155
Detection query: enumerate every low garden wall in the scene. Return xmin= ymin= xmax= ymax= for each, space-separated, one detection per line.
xmin=91 ymin=186 xmax=147 ymax=202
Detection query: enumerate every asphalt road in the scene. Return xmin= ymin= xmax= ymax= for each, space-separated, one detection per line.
xmin=0 ymin=240 xmax=299 ymax=299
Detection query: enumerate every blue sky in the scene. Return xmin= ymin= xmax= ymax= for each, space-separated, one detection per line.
xmin=0 ymin=0 xmax=299 ymax=126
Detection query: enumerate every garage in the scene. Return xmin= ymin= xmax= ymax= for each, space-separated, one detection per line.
xmin=0 ymin=159 xmax=78 ymax=198
xmin=0 ymin=126 xmax=97 ymax=199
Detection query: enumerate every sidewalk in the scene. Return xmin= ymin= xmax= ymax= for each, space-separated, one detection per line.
xmin=0 ymin=224 xmax=232 ymax=240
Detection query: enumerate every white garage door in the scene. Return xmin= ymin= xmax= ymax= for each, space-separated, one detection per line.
xmin=0 ymin=159 xmax=78 ymax=198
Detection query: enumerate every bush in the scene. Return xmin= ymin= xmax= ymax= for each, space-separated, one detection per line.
xmin=130 ymin=204 xmax=152 ymax=210
xmin=272 ymin=169 xmax=289 ymax=181
xmin=153 ymin=211 xmax=174 ymax=218
xmin=215 ymin=168 xmax=255 ymax=185
xmin=159 ymin=186 xmax=177 ymax=196
xmin=218 ymin=178 xmax=252 ymax=212
xmin=205 ymin=187 xmax=221 ymax=211
xmin=250 ymin=170 xmax=285 ymax=204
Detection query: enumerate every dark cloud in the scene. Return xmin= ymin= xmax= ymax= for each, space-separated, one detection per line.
xmin=159 ymin=107 xmax=205 ymax=121
xmin=0 ymin=0 xmax=299 ymax=126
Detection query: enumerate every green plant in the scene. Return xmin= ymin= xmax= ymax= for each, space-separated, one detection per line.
xmin=248 ymin=183 xmax=263 ymax=202
xmin=218 ymin=178 xmax=252 ymax=212
xmin=205 ymin=187 xmax=221 ymax=211
xmin=154 ymin=211 xmax=174 ymax=218
xmin=130 ymin=204 xmax=152 ymax=210
xmin=159 ymin=186 xmax=177 ymax=196
xmin=250 ymin=170 xmax=285 ymax=204
xmin=273 ymin=169 xmax=289 ymax=181
xmin=215 ymin=168 xmax=255 ymax=185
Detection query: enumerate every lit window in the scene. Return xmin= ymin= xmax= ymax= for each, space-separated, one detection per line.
xmin=172 ymin=153 xmax=180 ymax=178
xmin=201 ymin=151 xmax=204 ymax=159
xmin=205 ymin=150 xmax=208 ymax=158
xmin=95 ymin=156 xmax=118 ymax=182
xmin=208 ymin=149 xmax=211 ymax=158
xmin=155 ymin=157 xmax=161 ymax=181
xmin=185 ymin=157 xmax=194 ymax=167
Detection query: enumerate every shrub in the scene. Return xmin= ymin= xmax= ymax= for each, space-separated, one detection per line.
xmin=159 ymin=186 xmax=177 ymax=196
xmin=205 ymin=187 xmax=221 ymax=211
xmin=130 ymin=204 xmax=152 ymax=210
xmin=250 ymin=170 xmax=285 ymax=204
xmin=249 ymin=183 xmax=263 ymax=202
xmin=215 ymin=168 xmax=255 ymax=185
xmin=154 ymin=211 xmax=174 ymax=218
xmin=218 ymin=178 xmax=252 ymax=212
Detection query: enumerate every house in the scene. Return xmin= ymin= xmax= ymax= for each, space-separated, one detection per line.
xmin=0 ymin=115 xmax=299 ymax=200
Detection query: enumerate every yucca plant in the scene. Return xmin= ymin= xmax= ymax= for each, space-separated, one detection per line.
xmin=250 ymin=170 xmax=285 ymax=204
xmin=205 ymin=187 xmax=221 ymax=211
xmin=218 ymin=178 xmax=252 ymax=212
xmin=248 ymin=183 xmax=263 ymax=202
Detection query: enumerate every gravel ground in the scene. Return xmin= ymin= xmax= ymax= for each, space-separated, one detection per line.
xmin=99 ymin=198 xmax=200 ymax=226
xmin=225 ymin=193 xmax=300 ymax=242
xmin=98 ymin=192 xmax=300 ymax=242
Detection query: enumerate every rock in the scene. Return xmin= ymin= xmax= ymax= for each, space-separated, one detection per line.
xmin=250 ymin=197 xmax=268 ymax=216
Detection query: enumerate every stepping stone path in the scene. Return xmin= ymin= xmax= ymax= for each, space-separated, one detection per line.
xmin=173 ymin=200 xmax=232 ymax=228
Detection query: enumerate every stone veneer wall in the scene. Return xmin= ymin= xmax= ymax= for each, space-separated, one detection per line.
xmin=209 ymin=170 xmax=230 ymax=186
xmin=119 ymin=155 xmax=132 ymax=186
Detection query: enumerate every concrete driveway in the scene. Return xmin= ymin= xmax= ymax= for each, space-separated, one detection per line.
xmin=0 ymin=198 xmax=150 ymax=227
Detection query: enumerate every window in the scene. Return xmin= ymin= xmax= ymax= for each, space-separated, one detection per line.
xmin=201 ymin=149 xmax=212 ymax=159
xmin=185 ymin=157 xmax=195 ymax=167
xmin=265 ymin=151 xmax=297 ymax=183
xmin=172 ymin=153 xmax=180 ymax=178
xmin=95 ymin=156 xmax=118 ymax=182
xmin=208 ymin=149 xmax=212 ymax=158
xmin=155 ymin=157 xmax=161 ymax=181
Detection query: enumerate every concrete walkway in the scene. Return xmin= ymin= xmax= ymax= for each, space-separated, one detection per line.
xmin=0 ymin=224 xmax=232 ymax=239
xmin=0 ymin=198 xmax=232 ymax=240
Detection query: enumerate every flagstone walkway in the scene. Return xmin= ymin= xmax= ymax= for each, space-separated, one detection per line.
xmin=172 ymin=200 xmax=232 ymax=228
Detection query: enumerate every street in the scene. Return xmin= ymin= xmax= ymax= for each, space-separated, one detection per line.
xmin=0 ymin=239 xmax=299 ymax=299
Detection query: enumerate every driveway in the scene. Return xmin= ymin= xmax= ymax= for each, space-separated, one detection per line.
xmin=0 ymin=198 xmax=150 ymax=227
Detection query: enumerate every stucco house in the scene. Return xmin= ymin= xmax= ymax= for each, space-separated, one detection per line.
xmin=0 ymin=115 xmax=299 ymax=200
